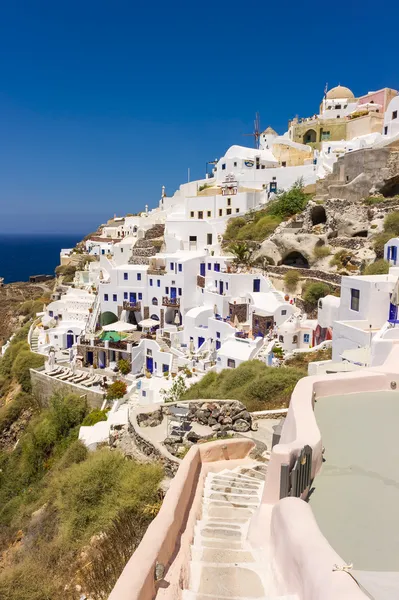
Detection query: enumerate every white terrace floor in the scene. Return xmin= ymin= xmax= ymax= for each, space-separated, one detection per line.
xmin=310 ymin=390 xmax=399 ymax=572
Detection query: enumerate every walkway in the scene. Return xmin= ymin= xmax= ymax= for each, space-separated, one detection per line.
xmin=183 ymin=463 xmax=297 ymax=600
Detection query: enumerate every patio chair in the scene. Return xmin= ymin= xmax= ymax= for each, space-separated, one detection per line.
xmin=48 ymin=367 xmax=64 ymax=377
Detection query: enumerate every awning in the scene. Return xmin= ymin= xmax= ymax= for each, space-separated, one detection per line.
xmin=138 ymin=318 xmax=160 ymax=329
xmin=102 ymin=321 xmax=137 ymax=332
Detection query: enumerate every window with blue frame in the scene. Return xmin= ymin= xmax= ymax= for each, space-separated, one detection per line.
xmin=101 ymin=249 xmax=105 ymax=255
xmin=150 ymin=279 xmax=153 ymax=286
xmin=208 ymin=263 xmax=211 ymax=270
xmin=216 ymin=332 xmax=220 ymax=338
xmin=304 ymin=333 xmax=310 ymax=343
xmin=138 ymin=293 xmax=142 ymax=300
xmin=49 ymin=310 xmax=53 ymax=317
xmin=178 ymin=264 xmax=182 ymax=272
xmin=170 ymin=262 xmax=174 ymax=270
xmin=137 ymin=273 xmax=141 ymax=281
xmin=200 ymin=263 xmax=206 ymax=276
xmin=178 ymin=288 xmax=182 ymax=295
xmin=350 ymin=289 xmax=360 ymax=311
xmin=214 ymin=263 xmax=220 ymax=272
xmin=124 ymin=272 xmax=128 ymax=280
xmin=104 ymin=294 xmax=108 ymax=301
xmin=124 ymin=292 xmax=128 ymax=299
xmin=113 ymin=294 xmax=117 ymax=302
xmin=157 ymin=280 xmax=160 ymax=287
xmin=165 ymin=286 xmax=169 ymax=294
xmin=142 ymin=390 xmax=146 ymax=397
xmin=162 ymin=363 xmax=169 ymax=372
xmin=226 ymin=282 xmax=229 ymax=290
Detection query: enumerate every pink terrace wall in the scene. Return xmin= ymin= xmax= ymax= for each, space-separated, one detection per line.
xmin=271 ymin=498 xmax=367 ymax=600
xmin=109 ymin=438 xmax=255 ymax=600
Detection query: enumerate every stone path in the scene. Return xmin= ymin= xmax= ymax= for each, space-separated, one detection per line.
xmin=183 ymin=464 xmax=298 ymax=600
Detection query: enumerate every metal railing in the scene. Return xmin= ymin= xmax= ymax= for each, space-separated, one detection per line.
xmin=162 ymin=296 xmax=180 ymax=308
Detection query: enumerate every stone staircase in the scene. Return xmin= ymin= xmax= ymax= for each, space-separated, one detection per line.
xmin=30 ymin=329 xmax=39 ymax=352
xmin=157 ymin=337 xmax=179 ymax=374
xmin=183 ymin=464 xmax=298 ymax=600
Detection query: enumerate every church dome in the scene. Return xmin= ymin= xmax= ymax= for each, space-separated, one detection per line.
xmin=326 ymin=85 xmax=354 ymax=100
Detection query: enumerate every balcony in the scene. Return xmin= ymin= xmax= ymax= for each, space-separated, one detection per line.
xmin=162 ymin=296 xmax=180 ymax=308
xmin=147 ymin=267 xmax=166 ymax=276
xmin=123 ymin=301 xmax=141 ymax=311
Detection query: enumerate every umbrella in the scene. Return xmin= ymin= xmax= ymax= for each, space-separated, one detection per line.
xmin=233 ymin=314 xmax=239 ymax=328
xmin=48 ymin=349 xmax=56 ymax=370
xmin=391 ymin=277 xmax=399 ymax=306
xmin=102 ymin=321 xmax=137 ymax=332
xmin=138 ymin=318 xmax=159 ymax=329
xmin=174 ymin=311 xmax=180 ymax=325
xmin=189 ymin=339 xmax=195 ymax=354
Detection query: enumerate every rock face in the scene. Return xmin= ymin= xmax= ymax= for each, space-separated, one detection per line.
xmin=136 ymin=408 xmax=163 ymax=428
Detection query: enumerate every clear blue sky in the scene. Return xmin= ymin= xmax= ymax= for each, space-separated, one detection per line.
xmin=0 ymin=0 xmax=398 ymax=234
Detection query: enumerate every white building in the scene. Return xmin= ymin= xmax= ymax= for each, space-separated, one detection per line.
xmin=383 ymin=95 xmax=399 ymax=139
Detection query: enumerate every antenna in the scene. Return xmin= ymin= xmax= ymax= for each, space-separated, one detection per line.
xmin=243 ymin=112 xmax=261 ymax=149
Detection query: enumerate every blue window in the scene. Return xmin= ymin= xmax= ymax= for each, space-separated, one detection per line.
xmin=124 ymin=272 xmax=128 ymax=280
xmin=49 ymin=310 xmax=53 ymax=317
xmin=216 ymin=340 xmax=221 ymax=350
xmin=138 ymin=292 xmax=142 ymax=300
xmin=101 ymin=249 xmax=105 ymax=255
xmin=253 ymin=279 xmax=260 ymax=292
xmin=178 ymin=264 xmax=182 ymax=272
xmin=157 ymin=279 xmax=160 ymax=287
xmin=124 ymin=292 xmax=128 ymax=299
xmin=165 ymin=286 xmax=169 ymax=294
xmin=142 ymin=390 xmax=147 ymax=397
xmin=150 ymin=279 xmax=153 ymax=286
xmin=351 ymin=289 xmax=360 ymax=311
xmin=304 ymin=334 xmax=310 ymax=343
xmin=216 ymin=332 xmax=220 ymax=338
xmin=214 ymin=263 xmax=220 ymax=272
xmin=200 ymin=263 xmax=206 ymax=276
xmin=104 ymin=294 xmax=108 ymax=301
xmin=208 ymin=263 xmax=211 ymax=270
xmin=178 ymin=288 xmax=182 ymax=295
xmin=137 ymin=273 xmax=141 ymax=281
xmin=113 ymin=294 xmax=117 ymax=302
xmin=170 ymin=262 xmax=174 ymax=270
xmin=226 ymin=282 xmax=229 ymax=290
xmin=162 ymin=363 xmax=169 ymax=373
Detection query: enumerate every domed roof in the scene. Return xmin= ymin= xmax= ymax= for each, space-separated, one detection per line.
xmin=326 ymin=85 xmax=354 ymax=100
xmin=262 ymin=126 xmax=277 ymax=136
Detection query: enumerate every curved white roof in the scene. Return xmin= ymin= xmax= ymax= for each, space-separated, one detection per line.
xmin=223 ymin=145 xmax=278 ymax=164
xmin=218 ymin=339 xmax=256 ymax=361
xmin=249 ymin=292 xmax=286 ymax=315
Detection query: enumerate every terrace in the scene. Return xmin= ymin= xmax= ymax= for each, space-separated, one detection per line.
xmin=162 ymin=296 xmax=180 ymax=308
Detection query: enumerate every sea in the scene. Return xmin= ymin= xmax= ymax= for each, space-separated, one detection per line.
xmin=0 ymin=234 xmax=85 ymax=284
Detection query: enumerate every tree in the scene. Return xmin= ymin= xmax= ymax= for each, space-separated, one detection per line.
xmin=118 ymin=359 xmax=131 ymax=375
xmin=302 ymin=282 xmax=331 ymax=309
xmin=284 ymin=270 xmax=300 ymax=292
xmin=11 ymin=350 xmax=45 ymax=392
xmin=161 ymin=375 xmax=187 ymax=403
xmin=384 ymin=212 xmax=399 ymax=236
xmin=228 ymin=241 xmax=253 ymax=266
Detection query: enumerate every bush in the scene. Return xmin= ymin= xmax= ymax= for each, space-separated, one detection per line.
xmin=373 ymin=231 xmax=392 ymax=259
xmin=182 ymin=360 xmax=305 ymax=412
xmin=118 ymin=359 xmax=131 ymax=375
xmin=0 ymin=340 xmax=30 ymax=378
xmin=284 ymin=269 xmax=300 ymax=292
xmin=82 ymin=409 xmax=108 ymax=426
xmin=106 ymin=380 xmax=127 ymax=400
xmin=11 ymin=351 xmax=45 ymax=392
xmin=302 ymin=282 xmax=331 ymax=309
xmin=384 ymin=212 xmax=399 ymax=236
xmin=267 ymin=179 xmax=309 ymax=220
xmin=285 ymin=347 xmax=332 ymax=368
xmin=364 ymin=259 xmax=389 ymax=275
xmin=0 ymin=393 xmax=35 ymax=432
xmin=329 ymin=249 xmax=354 ymax=269
xmin=313 ymin=245 xmax=330 ymax=259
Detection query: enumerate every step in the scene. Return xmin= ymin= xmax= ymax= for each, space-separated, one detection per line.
xmin=183 ymin=592 xmax=298 ymax=600
xmin=189 ymin=564 xmax=266 ymax=598
xmin=206 ymin=492 xmax=260 ymax=505
xmin=205 ymin=505 xmax=255 ymax=520
xmin=207 ymin=485 xmax=260 ymax=496
xmin=209 ymin=478 xmax=261 ymax=490
xmin=191 ymin=539 xmax=246 ymax=551
xmin=196 ymin=526 xmax=244 ymax=541
xmin=191 ymin=547 xmax=257 ymax=564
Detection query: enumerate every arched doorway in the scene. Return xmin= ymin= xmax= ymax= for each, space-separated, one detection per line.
xmin=311 ymin=205 xmax=327 ymax=226
xmin=303 ymin=129 xmax=317 ymax=144
xmin=66 ymin=330 xmax=74 ymax=349
xmin=281 ymin=252 xmax=309 ymax=268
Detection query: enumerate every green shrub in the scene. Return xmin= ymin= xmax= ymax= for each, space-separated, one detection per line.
xmin=267 ymin=179 xmax=309 ymax=220
xmin=364 ymin=259 xmax=389 ymax=275
xmin=82 ymin=409 xmax=108 ymax=426
xmin=313 ymin=245 xmax=331 ymax=259
xmin=373 ymin=231 xmax=392 ymax=258
xmin=302 ymin=282 xmax=331 ymax=309
xmin=11 ymin=351 xmax=45 ymax=392
xmin=0 ymin=340 xmax=30 ymax=378
xmin=0 ymin=393 xmax=35 ymax=432
xmin=384 ymin=212 xmax=399 ymax=236
xmin=329 ymin=249 xmax=354 ymax=269
xmin=106 ymin=380 xmax=127 ymax=400
xmin=118 ymin=359 xmax=131 ymax=375
xmin=363 ymin=196 xmax=385 ymax=205
xmin=182 ymin=360 xmax=305 ymax=412
xmin=285 ymin=347 xmax=332 ymax=368
xmin=284 ymin=269 xmax=300 ymax=292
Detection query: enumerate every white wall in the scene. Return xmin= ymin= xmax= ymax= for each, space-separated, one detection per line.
xmin=383 ymin=96 xmax=399 ymax=138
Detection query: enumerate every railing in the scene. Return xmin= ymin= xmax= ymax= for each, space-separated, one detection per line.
xmin=87 ymin=294 xmax=100 ymax=333
xmin=123 ymin=301 xmax=141 ymax=311
xmin=280 ymin=444 xmax=313 ymax=499
xmin=162 ymin=296 xmax=180 ymax=308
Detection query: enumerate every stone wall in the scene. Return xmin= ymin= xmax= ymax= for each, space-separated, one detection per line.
xmin=228 ymin=302 xmax=247 ymax=323
xmin=144 ymin=224 xmax=165 ymax=239
xmin=197 ymin=275 xmax=205 ymax=288
xmin=30 ymin=368 xmax=105 ymax=408
xmin=252 ymin=313 xmax=273 ymax=337
xmin=263 ymin=265 xmax=341 ymax=285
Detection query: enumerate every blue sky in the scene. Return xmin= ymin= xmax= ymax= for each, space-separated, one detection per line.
xmin=0 ymin=0 xmax=398 ymax=234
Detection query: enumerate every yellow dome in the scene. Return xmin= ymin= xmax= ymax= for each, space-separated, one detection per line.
xmin=326 ymin=85 xmax=354 ymax=100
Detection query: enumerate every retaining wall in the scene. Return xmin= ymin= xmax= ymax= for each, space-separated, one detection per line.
xmin=30 ymin=368 xmax=105 ymax=408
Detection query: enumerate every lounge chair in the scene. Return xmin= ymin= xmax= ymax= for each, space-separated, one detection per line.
xmin=47 ymin=367 xmax=63 ymax=377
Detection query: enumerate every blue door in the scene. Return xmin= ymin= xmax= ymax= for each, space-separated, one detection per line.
xmin=219 ymin=281 xmax=224 ymax=295
xmin=67 ymin=332 xmax=74 ymax=348
xmin=200 ymin=263 xmax=206 ymax=277
xmin=253 ymin=279 xmax=260 ymax=292
xmin=392 ymin=246 xmax=397 ymax=264
xmin=170 ymin=287 xmax=177 ymax=299
xmin=389 ymin=303 xmax=398 ymax=322
xmin=87 ymin=351 xmax=94 ymax=365
xmin=129 ymin=292 xmax=136 ymax=303
xmin=146 ymin=356 xmax=154 ymax=373
xmin=198 ymin=336 xmax=205 ymax=349
xmin=216 ymin=340 xmax=221 ymax=350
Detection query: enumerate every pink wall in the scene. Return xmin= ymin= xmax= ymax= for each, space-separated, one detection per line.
xmin=358 ymin=90 xmax=385 ymax=110
xmin=271 ymin=498 xmax=368 ymax=600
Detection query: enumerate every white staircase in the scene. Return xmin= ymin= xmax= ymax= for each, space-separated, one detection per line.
xmin=183 ymin=464 xmax=298 ymax=600
xmin=30 ymin=329 xmax=39 ymax=353
xmin=157 ymin=337 xmax=179 ymax=374
xmin=87 ymin=294 xmax=100 ymax=334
